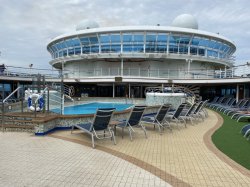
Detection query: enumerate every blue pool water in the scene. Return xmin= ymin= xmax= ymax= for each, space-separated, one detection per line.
xmin=52 ymin=102 xmax=133 ymax=115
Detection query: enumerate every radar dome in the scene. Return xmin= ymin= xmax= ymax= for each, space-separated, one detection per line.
xmin=172 ymin=14 xmax=198 ymax=30
xmin=76 ymin=20 xmax=99 ymax=31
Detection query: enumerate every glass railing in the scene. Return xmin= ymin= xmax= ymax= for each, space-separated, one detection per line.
xmin=1 ymin=65 xmax=250 ymax=80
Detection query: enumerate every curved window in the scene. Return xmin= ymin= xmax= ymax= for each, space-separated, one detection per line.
xmin=122 ymin=33 xmax=144 ymax=53
xmin=146 ymin=34 xmax=156 ymax=52
xmin=48 ymin=31 xmax=235 ymax=62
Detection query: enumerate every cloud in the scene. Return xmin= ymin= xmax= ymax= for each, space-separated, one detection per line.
xmin=0 ymin=0 xmax=249 ymax=69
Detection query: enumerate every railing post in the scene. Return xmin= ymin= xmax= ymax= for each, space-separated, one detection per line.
xmin=2 ymin=102 xmax=4 ymax=132
xmin=34 ymin=102 xmax=37 ymax=118
xmin=21 ymin=94 xmax=23 ymax=113
xmin=47 ymin=89 xmax=50 ymax=112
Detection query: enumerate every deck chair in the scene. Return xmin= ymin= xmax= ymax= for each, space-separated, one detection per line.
xmin=71 ymin=108 xmax=116 ymax=148
xmin=166 ymin=103 xmax=187 ymax=129
xmin=141 ymin=104 xmax=171 ymax=134
xmin=206 ymin=96 xmax=219 ymax=107
xmin=191 ymin=101 xmax=206 ymax=121
xmin=240 ymin=124 xmax=250 ymax=138
xmin=116 ymin=106 xmax=147 ymax=141
xmin=225 ymin=99 xmax=248 ymax=116
xmin=180 ymin=102 xmax=197 ymax=125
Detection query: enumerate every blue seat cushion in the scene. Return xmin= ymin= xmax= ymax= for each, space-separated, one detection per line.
xmin=76 ymin=123 xmax=92 ymax=131
xmin=117 ymin=121 xmax=127 ymax=128
xmin=142 ymin=117 xmax=154 ymax=123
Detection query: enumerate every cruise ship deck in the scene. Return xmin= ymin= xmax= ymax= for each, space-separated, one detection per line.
xmin=1 ymin=110 xmax=249 ymax=187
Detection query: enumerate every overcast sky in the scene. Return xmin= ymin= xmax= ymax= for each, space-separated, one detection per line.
xmin=0 ymin=0 xmax=249 ymax=69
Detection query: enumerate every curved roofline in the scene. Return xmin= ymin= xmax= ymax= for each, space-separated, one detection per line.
xmin=47 ymin=25 xmax=236 ymax=48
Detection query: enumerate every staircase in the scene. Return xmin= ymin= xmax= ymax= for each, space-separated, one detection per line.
xmin=174 ymin=84 xmax=201 ymax=102
xmin=1 ymin=112 xmax=58 ymax=133
xmin=1 ymin=113 xmax=35 ymax=132
xmin=51 ymin=83 xmax=74 ymax=102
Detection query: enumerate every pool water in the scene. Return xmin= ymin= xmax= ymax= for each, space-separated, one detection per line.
xmin=52 ymin=102 xmax=133 ymax=115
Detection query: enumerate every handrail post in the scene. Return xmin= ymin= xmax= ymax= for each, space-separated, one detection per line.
xmin=47 ymin=89 xmax=49 ymax=113
xmin=21 ymin=95 xmax=23 ymax=113
xmin=2 ymin=102 xmax=4 ymax=132
xmin=34 ymin=102 xmax=37 ymax=118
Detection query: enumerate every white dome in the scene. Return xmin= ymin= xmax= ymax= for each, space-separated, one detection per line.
xmin=76 ymin=20 xmax=99 ymax=31
xmin=172 ymin=14 xmax=198 ymax=30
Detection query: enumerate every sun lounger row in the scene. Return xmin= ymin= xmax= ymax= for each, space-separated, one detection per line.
xmin=71 ymin=101 xmax=208 ymax=148
xmin=207 ymin=97 xmax=250 ymax=122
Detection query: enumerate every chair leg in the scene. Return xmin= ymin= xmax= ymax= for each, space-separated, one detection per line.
xmin=128 ymin=127 xmax=133 ymax=141
xmin=91 ymin=134 xmax=95 ymax=148
xmin=112 ymin=131 xmax=116 ymax=145
xmin=122 ymin=127 xmax=124 ymax=138
xmin=71 ymin=125 xmax=74 ymax=134
xmin=141 ymin=124 xmax=148 ymax=138
xmin=156 ymin=122 xmax=162 ymax=134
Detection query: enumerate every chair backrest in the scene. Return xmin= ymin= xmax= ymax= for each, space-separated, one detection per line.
xmin=173 ymin=103 xmax=186 ymax=119
xmin=128 ymin=106 xmax=146 ymax=126
xmin=193 ymin=101 xmax=204 ymax=114
xmin=234 ymin=99 xmax=243 ymax=107
xmin=228 ymin=98 xmax=236 ymax=106
xmin=155 ymin=104 xmax=171 ymax=123
xmin=242 ymin=100 xmax=250 ymax=109
xmin=239 ymin=100 xmax=248 ymax=108
xmin=217 ymin=97 xmax=225 ymax=104
xmin=210 ymin=96 xmax=219 ymax=103
xmin=185 ymin=103 xmax=197 ymax=116
xmin=92 ymin=108 xmax=115 ymax=131
xmin=221 ymin=97 xmax=231 ymax=105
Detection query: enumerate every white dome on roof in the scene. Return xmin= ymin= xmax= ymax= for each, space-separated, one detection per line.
xmin=172 ymin=14 xmax=198 ymax=30
xmin=76 ymin=20 xmax=99 ymax=31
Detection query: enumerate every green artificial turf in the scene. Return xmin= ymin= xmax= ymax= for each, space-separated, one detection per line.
xmin=211 ymin=112 xmax=250 ymax=170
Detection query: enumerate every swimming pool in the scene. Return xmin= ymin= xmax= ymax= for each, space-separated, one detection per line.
xmin=52 ymin=102 xmax=133 ymax=115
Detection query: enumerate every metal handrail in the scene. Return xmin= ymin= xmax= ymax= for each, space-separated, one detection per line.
xmin=33 ymin=87 xmax=48 ymax=117
xmin=34 ymin=87 xmax=48 ymax=104
xmin=2 ymin=86 xmax=22 ymax=132
xmin=3 ymin=87 xmax=22 ymax=103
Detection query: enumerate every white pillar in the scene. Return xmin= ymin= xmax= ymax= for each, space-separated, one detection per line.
xmin=236 ymin=84 xmax=239 ymax=102
xmin=121 ymin=58 xmax=123 ymax=76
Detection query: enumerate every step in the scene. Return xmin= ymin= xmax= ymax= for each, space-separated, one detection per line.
xmin=3 ymin=119 xmax=34 ymax=123
xmin=1 ymin=124 xmax=35 ymax=129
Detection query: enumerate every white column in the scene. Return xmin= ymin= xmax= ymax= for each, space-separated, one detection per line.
xmin=236 ymin=84 xmax=239 ymax=102
xmin=121 ymin=58 xmax=123 ymax=76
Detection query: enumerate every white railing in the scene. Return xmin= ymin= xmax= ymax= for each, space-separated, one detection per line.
xmin=1 ymin=65 xmax=250 ymax=80
xmin=1 ymin=87 xmax=23 ymax=131
xmin=65 ymin=66 xmax=250 ymax=79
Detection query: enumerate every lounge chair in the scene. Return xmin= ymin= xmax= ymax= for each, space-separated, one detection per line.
xmin=141 ymin=104 xmax=171 ymax=134
xmin=213 ymin=97 xmax=232 ymax=110
xmin=166 ymin=103 xmax=187 ymax=128
xmin=180 ymin=102 xmax=197 ymax=125
xmin=71 ymin=108 xmax=116 ymax=148
xmin=116 ymin=106 xmax=147 ymax=141
xmin=206 ymin=96 xmax=219 ymax=108
xmin=240 ymin=124 xmax=250 ymax=139
xmin=223 ymin=99 xmax=246 ymax=115
xmin=217 ymin=98 xmax=236 ymax=112
xmin=208 ymin=97 xmax=225 ymax=109
xmin=191 ymin=101 xmax=207 ymax=121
